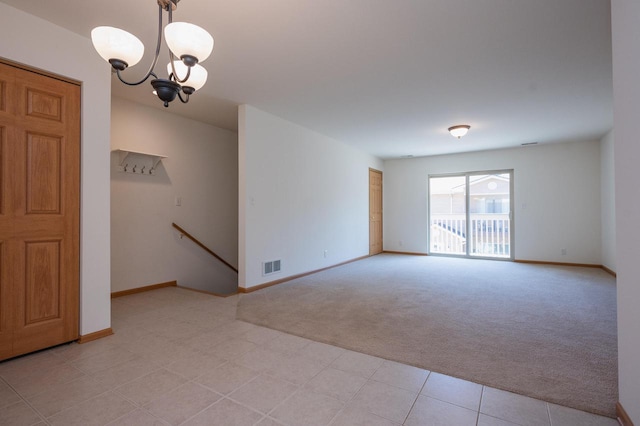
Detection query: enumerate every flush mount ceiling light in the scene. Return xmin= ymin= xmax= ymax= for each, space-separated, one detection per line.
xmin=448 ymin=125 xmax=471 ymax=139
xmin=91 ymin=0 xmax=213 ymax=107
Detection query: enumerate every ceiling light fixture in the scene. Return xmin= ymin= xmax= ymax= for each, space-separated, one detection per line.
xmin=448 ymin=125 xmax=471 ymax=139
xmin=91 ymin=0 xmax=213 ymax=107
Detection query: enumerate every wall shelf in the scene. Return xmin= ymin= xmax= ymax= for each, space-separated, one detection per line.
xmin=113 ymin=149 xmax=167 ymax=175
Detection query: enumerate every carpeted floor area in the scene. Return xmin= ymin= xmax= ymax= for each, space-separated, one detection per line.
xmin=237 ymin=254 xmax=618 ymax=417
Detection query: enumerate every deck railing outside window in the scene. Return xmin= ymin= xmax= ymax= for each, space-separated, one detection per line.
xmin=430 ymin=213 xmax=510 ymax=258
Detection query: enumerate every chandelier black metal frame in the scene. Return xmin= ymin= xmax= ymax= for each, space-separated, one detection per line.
xmin=92 ymin=0 xmax=213 ymax=107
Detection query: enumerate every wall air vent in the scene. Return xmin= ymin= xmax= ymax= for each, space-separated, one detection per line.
xmin=262 ymin=260 xmax=282 ymax=276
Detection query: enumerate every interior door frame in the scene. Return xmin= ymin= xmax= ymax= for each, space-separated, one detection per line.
xmin=428 ymin=169 xmax=514 ymax=260
xmin=0 ymin=57 xmax=81 ymax=360
xmin=369 ymin=168 xmax=383 ymax=256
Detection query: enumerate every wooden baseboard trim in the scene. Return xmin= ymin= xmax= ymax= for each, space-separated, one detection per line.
xmin=382 ymin=254 xmax=617 ymax=276
xmin=177 ymin=285 xmax=238 ymax=298
xmin=383 ymin=251 xmax=428 ymax=256
xmin=77 ymin=328 xmax=113 ymax=344
xmin=239 ymin=255 xmax=369 ymax=293
xmin=111 ymin=281 xmax=177 ymax=298
xmin=514 ymin=259 xmax=602 ymax=269
xmin=617 ymin=402 xmax=634 ymax=426
xmin=601 ymin=265 xmax=617 ymax=277
xmin=515 ymin=260 xmax=618 ymax=278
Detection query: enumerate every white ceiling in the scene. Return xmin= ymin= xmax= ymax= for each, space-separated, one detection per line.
xmin=1 ymin=0 xmax=612 ymax=159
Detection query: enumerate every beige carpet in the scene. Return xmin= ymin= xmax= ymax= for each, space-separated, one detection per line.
xmin=237 ymin=254 xmax=618 ymax=417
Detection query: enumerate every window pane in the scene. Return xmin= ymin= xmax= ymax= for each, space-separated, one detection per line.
xmin=429 ymin=176 xmax=466 ymax=255
xmin=468 ymin=174 xmax=511 ymax=258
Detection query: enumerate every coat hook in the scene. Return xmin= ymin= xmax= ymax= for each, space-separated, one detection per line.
xmin=124 ymin=163 xmax=129 ymax=172
xmin=132 ymin=164 xmax=137 ymax=173
xmin=141 ymin=166 xmax=146 ymax=174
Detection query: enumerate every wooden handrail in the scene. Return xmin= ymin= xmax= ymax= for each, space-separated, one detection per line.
xmin=172 ymin=223 xmax=238 ymax=273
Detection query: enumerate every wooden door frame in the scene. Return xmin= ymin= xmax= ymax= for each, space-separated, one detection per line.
xmin=0 ymin=59 xmax=81 ymax=360
xmin=369 ymin=168 xmax=383 ymax=256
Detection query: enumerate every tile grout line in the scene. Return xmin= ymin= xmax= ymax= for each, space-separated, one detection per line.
xmin=43 ymin=387 xmax=118 ymax=423
xmin=13 ymin=365 xmax=85 ymax=401
xmin=1 ymin=372 xmax=57 ymax=426
xmin=108 ymin=367 xmax=181 ymax=407
xmin=2 ymin=398 xmax=49 ymax=426
xmin=152 ymin=381 xmax=224 ymax=426
xmin=476 ymin=386 xmax=485 ymax=426
xmin=320 ymin=360 xmax=373 ymax=426
xmin=254 ymin=345 xmax=379 ymax=425
xmin=476 ymin=392 xmax=531 ymax=426
xmin=322 ymin=380 xmax=358 ymax=426
xmin=102 ymin=405 xmax=140 ymax=426
xmin=400 ymin=370 xmax=432 ymax=425
xmin=222 ymin=372 xmax=291 ymax=419
xmin=421 ymin=392 xmax=483 ymax=414
xmin=336 ymin=357 xmax=380 ymax=400
xmin=101 ymin=386 xmax=172 ymax=426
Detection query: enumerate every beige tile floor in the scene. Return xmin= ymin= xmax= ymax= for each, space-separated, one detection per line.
xmin=0 ymin=287 xmax=619 ymax=426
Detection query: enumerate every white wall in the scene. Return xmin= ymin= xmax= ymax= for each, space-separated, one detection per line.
xmin=600 ymin=130 xmax=616 ymax=272
xmin=384 ymin=140 xmax=602 ymax=264
xmin=0 ymin=3 xmax=111 ymax=335
xmin=612 ymin=0 xmax=640 ymax=421
xmin=111 ymin=97 xmax=238 ymax=294
xmin=238 ymin=105 xmax=383 ymax=289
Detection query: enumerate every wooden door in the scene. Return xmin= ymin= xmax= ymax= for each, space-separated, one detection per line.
xmin=0 ymin=60 xmax=80 ymax=361
xmin=369 ymin=169 xmax=383 ymax=255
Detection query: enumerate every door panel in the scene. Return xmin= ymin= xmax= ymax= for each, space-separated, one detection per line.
xmin=0 ymin=60 xmax=80 ymax=361
xmin=26 ymin=88 xmax=63 ymax=122
xmin=25 ymin=240 xmax=61 ymax=324
xmin=26 ymin=133 xmax=62 ymax=214
xmin=369 ymin=169 xmax=383 ymax=255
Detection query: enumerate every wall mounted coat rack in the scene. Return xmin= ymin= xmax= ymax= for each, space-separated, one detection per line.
xmin=113 ymin=149 xmax=167 ymax=176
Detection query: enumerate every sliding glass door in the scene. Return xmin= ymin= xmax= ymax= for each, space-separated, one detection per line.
xmin=429 ymin=175 xmax=467 ymax=255
xmin=429 ymin=170 xmax=513 ymax=259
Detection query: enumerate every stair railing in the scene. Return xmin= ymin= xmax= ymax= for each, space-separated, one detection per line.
xmin=172 ymin=222 xmax=238 ymax=273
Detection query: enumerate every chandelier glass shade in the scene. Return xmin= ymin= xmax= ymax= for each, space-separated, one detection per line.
xmin=168 ymin=61 xmax=208 ymax=91
xmin=91 ymin=27 xmax=145 ymax=68
xmin=91 ymin=0 xmax=213 ymax=107
xmin=164 ymin=22 xmax=214 ymax=65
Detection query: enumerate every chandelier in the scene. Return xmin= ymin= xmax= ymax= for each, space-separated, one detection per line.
xmin=91 ymin=0 xmax=213 ymax=107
